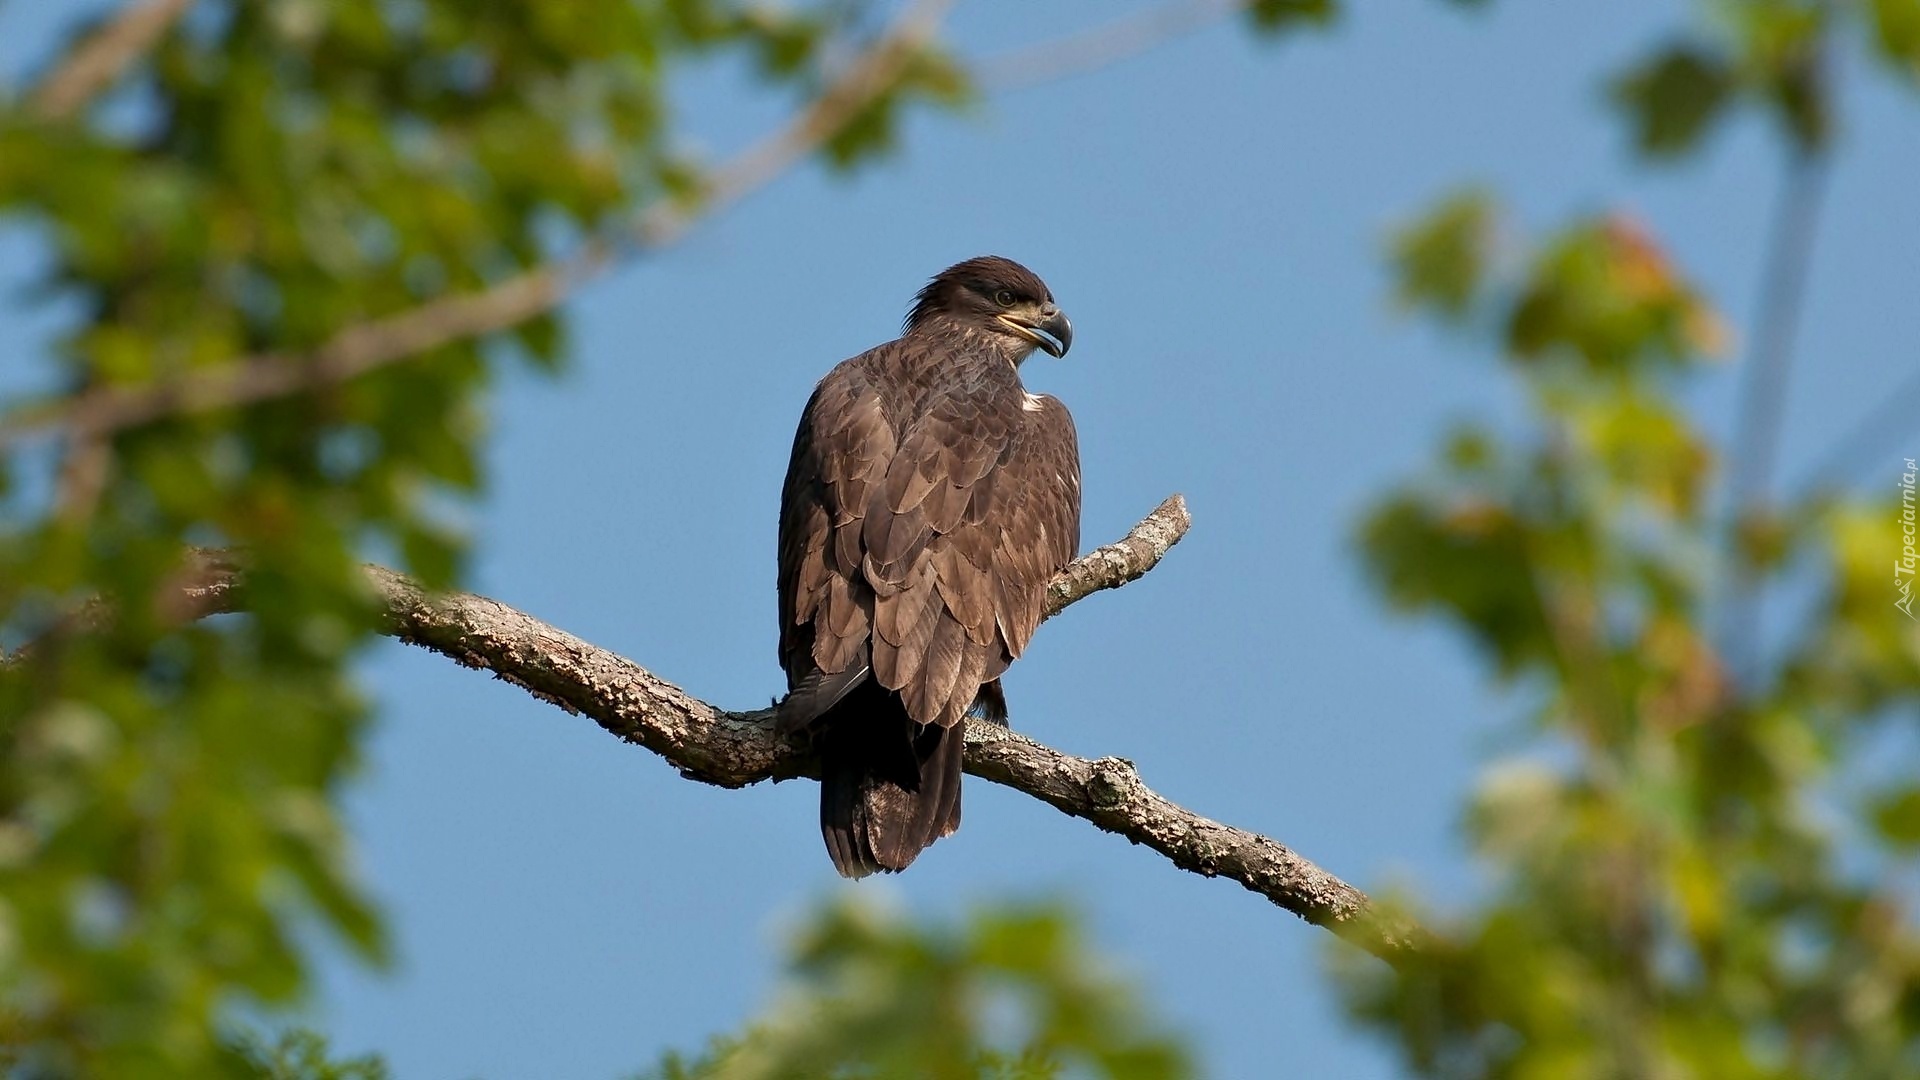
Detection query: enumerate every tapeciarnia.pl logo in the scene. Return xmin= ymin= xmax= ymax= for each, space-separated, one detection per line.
xmin=1899 ymin=457 xmax=1917 ymax=620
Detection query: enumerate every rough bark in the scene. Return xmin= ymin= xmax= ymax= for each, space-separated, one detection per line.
xmin=190 ymin=494 xmax=1420 ymax=962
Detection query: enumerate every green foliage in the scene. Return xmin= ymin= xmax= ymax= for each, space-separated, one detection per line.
xmin=236 ymin=1029 xmax=389 ymax=1080
xmin=1870 ymin=0 xmax=1920 ymax=80
xmin=1870 ymin=786 xmax=1920 ymax=850
xmin=821 ymin=46 xmax=974 ymax=170
xmin=1246 ymin=0 xmax=1341 ymax=37
xmin=636 ymin=897 xmax=1192 ymax=1080
xmin=1601 ymin=0 xmax=1910 ymax=157
xmin=5 ymin=1 xmax=1920 ymax=1077
xmin=1611 ymin=44 xmax=1737 ymax=159
xmin=1506 ymin=216 xmax=1725 ymax=372
xmin=1389 ymin=189 xmax=1494 ymax=322
xmin=1339 ymin=51 xmax=1920 ymax=1075
xmin=0 ymin=3 xmax=967 ymax=1075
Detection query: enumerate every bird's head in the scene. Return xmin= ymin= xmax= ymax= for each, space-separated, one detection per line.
xmin=904 ymin=256 xmax=1072 ymax=360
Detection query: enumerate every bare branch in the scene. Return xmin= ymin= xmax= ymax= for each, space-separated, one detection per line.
xmin=1720 ymin=150 xmax=1831 ymax=679
xmin=1725 ymin=153 xmax=1830 ymax=517
xmin=963 ymin=728 xmax=1414 ymax=957
xmin=183 ymin=496 xmax=1417 ymax=962
xmin=1 ymin=0 xmax=1274 ymax=455
xmin=5 ymin=264 xmax=583 ymax=450
xmin=975 ymin=0 xmax=1247 ymax=93
xmin=1046 ymin=494 xmax=1191 ymax=617
xmin=52 ymin=418 xmax=113 ymax=524
xmin=1796 ymin=363 xmax=1920 ymax=496
xmin=0 ymin=0 xmax=955 ymax=453
xmin=29 ymin=0 xmax=195 ymax=122
xmin=636 ymin=0 xmax=956 ymax=249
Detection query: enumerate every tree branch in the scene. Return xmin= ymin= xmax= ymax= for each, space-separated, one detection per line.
xmin=635 ymin=0 xmax=955 ymax=250
xmin=1719 ymin=149 xmax=1830 ymax=680
xmin=0 ymin=0 xmax=1289 ymax=454
xmin=1044 ymin=494 xmax=1193 ymax=616
xmin=1795 ymin=362 xmax=1920 ymax=496
xmin=961 ymin=728 xmax=1408 ymax=957
xmin=28 ymin=0 xmax=195 ymax=122
xmin=185 ymin=494 xmax=1417 ymax=962
xmin=0 ymin=0 xmax=955 ymax=453
xmin=975 ymin=0 xmax=1247 ymax=93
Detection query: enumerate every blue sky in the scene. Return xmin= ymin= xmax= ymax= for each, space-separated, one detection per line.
xmin=4 ymin=2 xmax=1919 ymax=1076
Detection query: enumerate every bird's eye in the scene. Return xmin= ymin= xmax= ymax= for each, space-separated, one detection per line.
xmin=993 ymin=289 xmax=1016 ymax=307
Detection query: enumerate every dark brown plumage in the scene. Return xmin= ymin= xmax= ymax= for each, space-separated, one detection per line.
xmin=776 ymin=256 xmax=1082 ymax=877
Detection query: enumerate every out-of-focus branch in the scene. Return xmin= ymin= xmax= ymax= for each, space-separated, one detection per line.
xmin=1797 ymin=364 xmax=1920 ymax=496
xmin=635 ymin=0 xmax=954 ymax=249
xmin=28 ymin=0 xmax=195 ymax=121
xmin=5 ymin=266 xmax=583 ymax=450
xmin=1720 ymin=150 xmax=1830 ymax=678
xmin=0 ymin=0 xmax=1287 ymax=454
xmin=177 ymin=496 xmax=1418 ymax=962
xmin=0 ymin=0 xmax=955 ymax=453
xmin=975 ymin=0 xmax=1247 ymax=93
xmin=1726 ymin=152 xmax=1830 ymax=518
xmin=52 ymin=420 xmax=112 ymax=523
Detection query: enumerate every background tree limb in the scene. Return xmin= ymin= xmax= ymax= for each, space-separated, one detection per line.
xmin=976 ymin=0 xmax=1246 ymax=92
xmin=27 ymin=0 xmax=195 ymax=121
xmin=0 ymin=0 xmax=956 ymax=453
xmin=1719 ymin=149 xmax=1831 ymax=680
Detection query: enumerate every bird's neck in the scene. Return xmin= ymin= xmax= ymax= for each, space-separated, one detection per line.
xmin=908 ymin=316 xmax=1034 ymax=369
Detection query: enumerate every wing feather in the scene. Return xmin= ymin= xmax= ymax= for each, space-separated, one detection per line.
xmin=916 ymin=615 xmax=970 ymax=725
xmin=781 ymin=343 xmax=1081 ymax=735
xmin=980 ymin=395 xmax=1080 ymax=665
xmin=779 ymin=365 xmax=896 ymax=685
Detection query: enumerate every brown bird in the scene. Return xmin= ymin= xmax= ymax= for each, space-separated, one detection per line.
xmin=776 ymin=256 xmax=1082 ymax=876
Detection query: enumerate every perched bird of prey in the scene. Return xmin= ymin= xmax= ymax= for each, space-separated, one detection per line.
xmin=777 ymin=256 xmax=1081 ymax=877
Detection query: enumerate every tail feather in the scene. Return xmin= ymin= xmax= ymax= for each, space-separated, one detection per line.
xmin=776 ymin=649 xmax=870 ymax=736
xmin=917 ymin=719 xmax=963 ymax=842
xmin=815 ymin=680 xmax=964 ymax=877
xmin=820 ymin=751 xmax=883 ymax=878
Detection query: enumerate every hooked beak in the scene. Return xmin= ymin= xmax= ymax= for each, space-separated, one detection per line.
xmin=997 ymin=305 xmax=1073 ymax=357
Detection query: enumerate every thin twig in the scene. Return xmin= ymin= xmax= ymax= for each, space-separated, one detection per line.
xmin=975 ymin=0 xmax=1247 ymax=93
xmin=1719 ymin=149 xmax=1830 ymax=680
xmin=29 ymin=0 xmax=195 ymax=121
xmin=0 ymin=0 xmax=1269 ymax=453
xmin=52 ymin=426 xmax=113 ymax=524
xmin=174 ymin=496 xmax=1420 ymax=962
xmin=637 ymin=0 xmax=955 ymax=248
xmin=1045 ymin=494 xmax=1192 ymax=616
xmin=1725 ymin=152 xmax=1830 ymax=518
xmin=0 ymin=0 xmax=955 ymax=453
xmin=1795 ymin=364 xmax=1920 ymax=496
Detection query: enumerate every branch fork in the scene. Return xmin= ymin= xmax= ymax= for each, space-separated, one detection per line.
xmin=191 ymin=494 xmax=1419 ymax=962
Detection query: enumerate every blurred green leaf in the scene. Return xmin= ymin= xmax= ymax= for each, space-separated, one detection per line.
xmin=1360 ymin=493 xmax=1551 ymax=676
xmin=637 ymin=897 xmax=1193 ymax=1080
xmin=1345 ymin=182 xmax=1920 ymax=1080
xmin=820 ymin=45 xmax=974 ymax=170
xmin=1610 ymin=43 xmax=1736 ymax=158
xmin=237 ymin=1029 xmax=390 ymax=1080
xmin=1872 ymin=787 xmax=1920 ymax=850
xmin=1870 ymin=0 xmax=1920 ymax=80
xmin=1247 ymin=0 xmax=1341 ymax=35
xmin=0 ymin=1 xmax=976 ymax=1072
xmin=1726 ymin=0 xmax=1832 ymax=152
xmin=1507 ymin=216 xmax=1724 ymax=372
xmin=1390 ymin=189 xmax=1496 ymax=321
